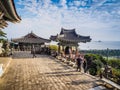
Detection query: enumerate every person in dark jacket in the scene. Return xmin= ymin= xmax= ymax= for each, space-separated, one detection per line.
xmin=76 ymin=55 xmax=83 ymax=72
xmin=31 ymin=45 xmax=36 ymax=58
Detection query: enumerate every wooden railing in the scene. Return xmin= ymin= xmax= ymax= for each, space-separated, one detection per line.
xmin=100 ymin=68 xmax=120 ymax=90
xmin=102 ymin=71 xmax=120 ymax=85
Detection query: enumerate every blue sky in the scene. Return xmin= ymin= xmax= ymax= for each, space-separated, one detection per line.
xmin=4 ymin=0 xmax=120 ymax=41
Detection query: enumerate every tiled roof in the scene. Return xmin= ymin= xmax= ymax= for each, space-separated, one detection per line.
xmin=50 ymin=28 xmax=91 ymax=43
xmin=0 ymin=0 xmax=21 ymax=22
xmin=0 ymin=0 xmax=21 ymax=29
xmin=12 ymin=32 xmax=50 ymax=44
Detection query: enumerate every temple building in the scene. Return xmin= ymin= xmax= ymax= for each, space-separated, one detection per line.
xmin=0 ymin=0 xmax=21 ymax=29
xmin=50 ymin=28 xmax=91 ymax=55
xmin=12 ymin=32 xmax=50 ymax=51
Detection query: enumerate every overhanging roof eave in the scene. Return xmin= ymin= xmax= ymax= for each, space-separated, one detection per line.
xmin=0 ymin=0 xmax=21 ymax=22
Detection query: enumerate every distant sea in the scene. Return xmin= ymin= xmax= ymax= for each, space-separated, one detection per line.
xmin=79 ymin=41 xmax=120 ymax=50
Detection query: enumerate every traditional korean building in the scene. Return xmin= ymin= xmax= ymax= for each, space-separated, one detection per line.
xmin=50 ymin=28 xmax=91 ymax=55
xmin=0 ymin=0 xmax=21 ymax=29
xmin=12 ymin=32 xmax=50 ymax=51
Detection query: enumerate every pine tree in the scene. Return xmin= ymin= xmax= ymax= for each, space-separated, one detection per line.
xmin=0 ymin=29 xmax=6 ymax=42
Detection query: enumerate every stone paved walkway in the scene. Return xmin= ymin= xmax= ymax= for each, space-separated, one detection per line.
xmin=0 ymin=51 xmax=106 ymax=90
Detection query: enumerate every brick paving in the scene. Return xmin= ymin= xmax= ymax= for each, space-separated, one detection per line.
xmin=0 ymin=51 xmax=106 ymax=90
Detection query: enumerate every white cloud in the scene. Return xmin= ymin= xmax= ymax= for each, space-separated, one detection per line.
xmin=73 ymin=1 xmax=81 ymax=7
xmin=4 ymin=0 xmax=120 ymax=41
xmin=60 ymin=0 xmax=67 ymax=6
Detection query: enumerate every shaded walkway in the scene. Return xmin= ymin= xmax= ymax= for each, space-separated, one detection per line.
xmin=12 ymin=51 xmax=44 ymax=59
xmin=0 ymin=52 xmax=107 ymax=90
xmin=12 ymin=51 xmax=33 ymax=59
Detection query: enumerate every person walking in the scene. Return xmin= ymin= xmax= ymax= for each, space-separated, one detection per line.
xmin=83 ymin=58 xmax=87 ymax=73
xmin=32 ymin=45 xmax=36 ymax=58
xmin=76 ymin=54 xmax=83 ymax=72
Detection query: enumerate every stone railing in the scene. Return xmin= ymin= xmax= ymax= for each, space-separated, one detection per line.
xmin=0 ymin=64 xmax=3 ymax=77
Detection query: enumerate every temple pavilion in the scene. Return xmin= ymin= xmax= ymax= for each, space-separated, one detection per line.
xmin=50 ymin=28 xmax=91 ymax=55
xmin=12 ymin=32 xmax=50 ymax=51
xmin=0 ymin=0 xmax=21 ymax=29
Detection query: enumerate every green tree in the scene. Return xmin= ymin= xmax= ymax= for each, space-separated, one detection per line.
xmin=84 ymin=54 xmax=104 ymax=75
xmin=0 ymin=29 xmax=6 ymax=42
xmin=107 ymin=59 xmax=120 ymax=69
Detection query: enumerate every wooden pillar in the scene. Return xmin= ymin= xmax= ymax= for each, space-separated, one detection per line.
xmin=13 ymin=43 xmax=15 ymax=51
xmin=61 ymin=45 xmax=65 ymax=57
xmin=18 ymin=44 xmax=20 ymax=51
xmin=75 ymin=46 xmax=79 ymax=56
xmin=62 ymin=45 xmax=65 ymax=52
xmin=69 ymin=46 xmax=72 ymax=58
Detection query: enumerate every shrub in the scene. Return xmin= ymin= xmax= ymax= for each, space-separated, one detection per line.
xmin=89 ymin=68 xmax=97 ymax=75
xmin=84 ymin=53 xmax=120 ymax=85
xmin=84 ymin=54 xmax=104 ymax=75
xmin=1 ymin=40 xmax=10 ymax=57
xmin=112 ymin=68 xmax=120 ymax=84
xmin=107 ymin=59 xmax=120 ymax=69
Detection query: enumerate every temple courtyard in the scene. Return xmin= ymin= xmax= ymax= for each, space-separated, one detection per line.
xmin=0 ymin=51 xmax=107 ymax=90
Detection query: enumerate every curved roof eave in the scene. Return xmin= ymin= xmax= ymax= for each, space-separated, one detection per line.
xmin=58 ymin=38 xmax=91 ymax=43
xmin=0 ymin=0 xmax=21 ymax=22
xmin=9 ymin=0 xmax=21 ymax=22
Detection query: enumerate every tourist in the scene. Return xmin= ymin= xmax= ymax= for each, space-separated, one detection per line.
xmin=32 ymin=45 xmax=36 ymax=58
xmin=83 ymin=58 xmax=87 ymax=73
xmin=76 ymin=54 xmax=83 ymax=72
